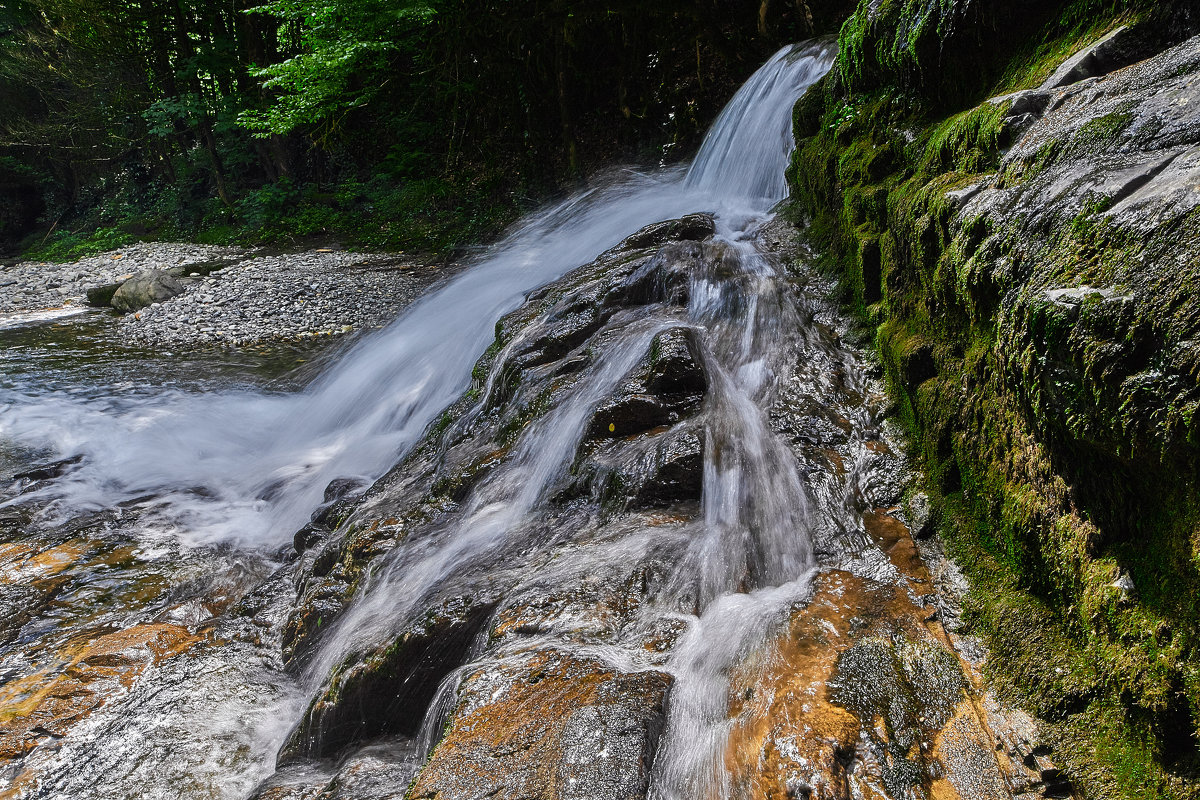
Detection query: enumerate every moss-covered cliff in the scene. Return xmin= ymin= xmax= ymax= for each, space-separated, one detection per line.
xmin=788 ymin=1 xmax=1200 ymax=797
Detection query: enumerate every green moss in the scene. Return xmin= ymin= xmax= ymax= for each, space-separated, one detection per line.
xmin=915 ymin=102 xmax=1010 ymax=178
xmin=790 ymin=1 xmax=1200 ymax=794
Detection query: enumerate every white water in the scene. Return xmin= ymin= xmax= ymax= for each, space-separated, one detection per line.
xmin=279 ymin=38 xmax=845 ymax=799
xmin=1 ymin=39 xmax=844 ymax=800
xmin=0 ymin=41 xmax=835 ymax=552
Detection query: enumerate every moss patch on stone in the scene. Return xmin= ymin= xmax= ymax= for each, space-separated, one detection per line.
xmin=788 ymin=1 xmax=1200 ymax=796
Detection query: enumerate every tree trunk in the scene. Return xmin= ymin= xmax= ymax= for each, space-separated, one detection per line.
xmin=759 ymin=0 xmax=772 ymax=37
xmin=555 ymin=20 xmax=578 ymax=177
xmin=199 ymin=118 xmax=234 ymax=208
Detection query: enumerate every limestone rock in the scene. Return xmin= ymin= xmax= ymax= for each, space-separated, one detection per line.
xmin=409 ymin=650 xmax=671 ymax=800
xmin=587 ymin=327 xmax=708 ymax=439
xmin=110 ymin=269 xmax=185 ymax=313
xmin=279 ymin=596 xmax=496 ymax=764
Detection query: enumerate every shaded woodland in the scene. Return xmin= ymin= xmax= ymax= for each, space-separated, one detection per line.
xmin=0 ymin=0 xmax=852 ymax=256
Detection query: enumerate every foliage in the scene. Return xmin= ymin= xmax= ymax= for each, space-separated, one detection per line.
xmin=239 ymin=0 xmax=435 ymax=139
xmin=0 ymin=0 xmax=852 ymax=255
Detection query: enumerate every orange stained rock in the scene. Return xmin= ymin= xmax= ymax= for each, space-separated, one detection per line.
xmin=724 ymin=570 xmax=908 ymax=800
xmin=0 ymin=540 xmax=89 ymax=583
xmin=723 ymin=510 xmax=1009 ymax=800
xmin=862 ymin=509 xmax=933 ymax=595
xmin=0 ymin=622 xmax=203 ymax=762
xmin=411 ymin=650 xmax=669 ymax=800
xmin=821 ymin=448 xmax=846 ymax=478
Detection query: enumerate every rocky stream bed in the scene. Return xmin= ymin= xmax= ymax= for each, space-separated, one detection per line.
xmin=1 ymin=243 xmax=459 ymax=346
xmin=0 ymin=213 xmax=1070 ymax=800
xmin=6 ymin=22 xmax=1193 ymax=800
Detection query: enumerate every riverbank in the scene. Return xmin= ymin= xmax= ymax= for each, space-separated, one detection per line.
xmin=788 ymin=3 xmax=1200 ymax=797
xmin=0 ymin=243 xmax=461 ymax=346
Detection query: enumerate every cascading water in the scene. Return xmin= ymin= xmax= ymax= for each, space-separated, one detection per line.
xmin=0 ymin=42 xmax=834 ymax=551
xmin=0 ymin=39 xmax=890 ymax=800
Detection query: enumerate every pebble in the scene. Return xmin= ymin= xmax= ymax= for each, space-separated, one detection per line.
xmin=0 ymin=242 xmax=459 ymax=348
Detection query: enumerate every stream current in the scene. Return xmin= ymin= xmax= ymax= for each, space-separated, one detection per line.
xmin=0 ymin=40 xmax=942 ymax=800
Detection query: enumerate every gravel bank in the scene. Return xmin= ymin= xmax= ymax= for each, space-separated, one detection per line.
xmin=1 ymin=243 xmax=459 ymax=347
xmin=0 ymin=243 xmax=245 ymax=315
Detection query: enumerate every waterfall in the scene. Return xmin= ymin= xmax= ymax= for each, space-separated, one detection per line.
xmin=0 ymin=39 xmax=843 ymax=800
xmin=0 ymin=41 xmax=836 ymax=552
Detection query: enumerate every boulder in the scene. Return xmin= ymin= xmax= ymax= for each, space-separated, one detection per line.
xmin=615 ymin=213 xmax=714 ymax=251
xmin=588 ymin=327 xmax=708 ymax=439
xmin=567 ymin=423 xmax=705 ymax=510
xmin=85 ymin=280 xmax=126 ymax=307
xmin=278 ymin=596 xmax=495 ymax=764
xmin=1038 ymin=25 xmax=1154 ymax=90
xmin=110 ymin=269 xmax=185 ymax=313
xmin=409 ymin=650 xmax=671 ymax=800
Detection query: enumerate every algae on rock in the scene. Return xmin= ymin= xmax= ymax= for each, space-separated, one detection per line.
xmin=789 ymin=1 xmax=1200 ymax=796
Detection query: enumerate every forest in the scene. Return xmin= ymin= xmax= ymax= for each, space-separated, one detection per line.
xmin=0 ymin=0 xmax=851 ymax=258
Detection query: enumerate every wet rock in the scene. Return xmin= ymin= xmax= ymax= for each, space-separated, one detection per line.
xmin=110 ymin=269 xmax=186 ymax=313
xmin=588 ymin=327 xmax=707 ymax=439
xmin=644 ymin=326 xmax=708 ymax=395
xmin=281 ymin=574 xmax=352 ymax=664
xmin=905 ymin=492 xmax=935 ymax=538
xmin=0 ymin=622 xmax=200 ymax=760
xmin=12 ymin=454 xmax=82 ymax=482
xmin=616 ymin=213 xmax=715 ymax=251
xmin=279 ymin=596 xmax=496 ymax=764
xmin=724 ymin=561 xmax=1019 ymax=800
xmin=409 ymin=650 xmax=671 ymax=800
xmin=292 ymin=522 xmax=327 ymax=554
xmin=831 ymin=637 xmax=966 ymax=753
xmin=568 ymin=423 xmax=705 ymax=510
xmin=604 ymin=241 xmax=704 ymax=308
xmin=294 ymin=479 xmax=371 ymax=554
xmin=588 ymin=393 xmax=685 ymax=439
xmin=514 ymin=301 xmax=608 ymax=368
xmin=631 ymin=426 xmax=704 ymax=508
xmin=268 ymin=207 xmax=922 ymax=800
xmin=489 ymin=536 xmax=678 ymax=646
xmin=253 ymin=736 xmax=422 ymax=800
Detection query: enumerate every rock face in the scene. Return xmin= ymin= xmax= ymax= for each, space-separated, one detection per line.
xmin=409 ymin=651 xmax=671 ymax=800
xmin=833 ymin=0 xmax=1180 ymax=111
xmin=109 ymin=269 xmax=186 ymax=312
xmin=792 ymin=3 xmax=1200 ymax=795
xmin=262 ymin=208 xmax=1045 ymax=800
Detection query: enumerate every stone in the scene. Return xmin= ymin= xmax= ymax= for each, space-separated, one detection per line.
xmin=1038 ymin=26 xmax=1151 ymax=90
xmin=0 ymin=622 xmax=200 ymax=760
xmin=110 ymin=269 xmax=186 ymax=313
xmin=905 ymin=492 xmax=935 ymax=538
xmin=614 ymin=213 xmax=715 ymax=251
xmin=409 ymin=650 xmax=671 ymax=800
xmin=1109 ymin=570 xmax=1136 ymax=601
xmin=568 ymin=423 xmax=705 ymax=510
xmin=278 ymin=596 xmax=496 ymax=764
xmin=588 ymin=327 xmax=708 ymax=439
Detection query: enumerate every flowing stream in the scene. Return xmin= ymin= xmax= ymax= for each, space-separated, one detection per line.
xmin=0 ymin=42 xmax=831 ymax=550
xmin=0 ymin=40 xmax=919 ymax=800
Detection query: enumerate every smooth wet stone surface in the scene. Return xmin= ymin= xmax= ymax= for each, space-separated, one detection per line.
xmin=259 ymin=214 xmax=1048 ymax=800
xmin=410 ymin=650 xmax=671 ymax=800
